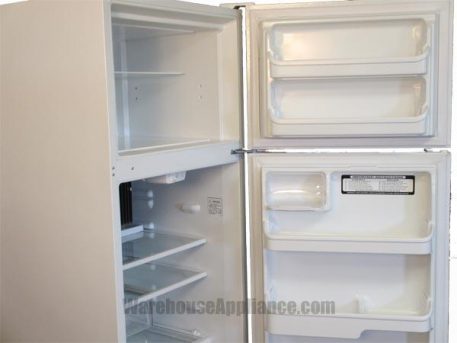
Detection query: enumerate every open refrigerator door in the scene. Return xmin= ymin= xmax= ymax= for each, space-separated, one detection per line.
xmin=244 ymin=0 xmax=452 ymax=342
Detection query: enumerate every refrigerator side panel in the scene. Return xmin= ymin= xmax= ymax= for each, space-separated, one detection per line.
xmin=0 ymin=1 xmax=120 ymax=341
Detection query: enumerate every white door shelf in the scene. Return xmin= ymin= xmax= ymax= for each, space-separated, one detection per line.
xmin=266 ymin=311 xmax=432 ymax=340
xmin=264 ymin=16 xmax=433 ymax=79
xmin=124 ymin=263 xmax=207 ymax=310
xmin=127 ymin=324 xmax=207 ymax=343
xmin=268 ymin=55 xmax=430 ymax=79
xmin=263 ymin=76 xmax=430 ymax=138
xmin=267 ymin=331 xmax=429 ymax=343
xmin=264 ymin=251 xmax=432 ymax=339
xmin=122 ymin=229 xmax=207 ymax=270
xmin=264 ymin=232 xmax=433 ymax=255
xmin=262 ymin=169 xmax=434 ymax=254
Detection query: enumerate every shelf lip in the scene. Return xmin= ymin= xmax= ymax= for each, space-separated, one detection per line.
xmin=267 ymin=308 xmax=432 ymax=321
xmin=264 ymin=232 xmax=433 ymax=254
xmin=265 ymin=232 xmax=433 ymax=243
xmin=269 ymin=49 xmax=430 ymax=67
xmin=269 ymin=110 xmax=429 ymax=125
xmin=115 ymin=71 xmax=184 ymax=78
xmin=124 ymin=264 xmax=208 ymax=310
xmin=111 ymin=0 xmax=239 ymax=22
xmin=266 ymin=205 xmax=327 ymax=212
xmin=268 ymin=53 xmax=429 ymax=79
xmin=122 ymin=230 xmax=207 ymax=271
xmin=118 ymin=138 xmax=211 ymax=156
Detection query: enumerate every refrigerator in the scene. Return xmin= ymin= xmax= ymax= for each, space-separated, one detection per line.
xmin=0 ymin=0 xmax=452 ymax=342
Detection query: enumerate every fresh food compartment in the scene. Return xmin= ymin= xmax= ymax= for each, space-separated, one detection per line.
xmin=263 ymin=170 xmax=433 ymax=254
xmin=111 ymin=3 xmax=239 ymax=155
xmin=118 ymin=163 xmax=244 ymax=342
xmin=264 ymin=251 xmax=432 ymax=339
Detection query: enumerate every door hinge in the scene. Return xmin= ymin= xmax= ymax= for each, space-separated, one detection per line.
xmin=222 ymin=3 xmax=253 ymax=10
xmin=232 ymin=148 xmax=267 ymax=155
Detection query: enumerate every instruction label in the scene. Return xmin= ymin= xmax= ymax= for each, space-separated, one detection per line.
xmin=342 ymin=175 xmax=415 ymax=195
xmin=208 ymin=197 xmax=223 ymax=216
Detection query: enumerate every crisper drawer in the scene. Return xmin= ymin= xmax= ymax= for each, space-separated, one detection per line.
xmin=247 ymin=0 xmax=452 ymax=148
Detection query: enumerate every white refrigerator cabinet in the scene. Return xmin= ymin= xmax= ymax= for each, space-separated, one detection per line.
xmin=0 ymin=0 xmax=452 ymax=342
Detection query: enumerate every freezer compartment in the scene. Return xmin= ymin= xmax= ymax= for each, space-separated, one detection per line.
xmin=264 ymin=252 xmax=432 ymax=338
xmin=267 ymin=331 xmax=428 ymax=343
xmin=263 ymin=170 xmax=433 ymax=254
xmin=110 ymin=3 xmax=240 ymax=155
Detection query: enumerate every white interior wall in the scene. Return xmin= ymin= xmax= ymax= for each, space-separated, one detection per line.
xmin=124 ymin=32 xmax=221 ymax=141
xmin=129 ymin=163 xmax=246 ymax=341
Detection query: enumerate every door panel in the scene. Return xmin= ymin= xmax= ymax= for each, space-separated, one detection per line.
xmin=249 ymin=152 xmax=450 ymax=342
xmin=246 ymin=0 xmax=452 ymax=148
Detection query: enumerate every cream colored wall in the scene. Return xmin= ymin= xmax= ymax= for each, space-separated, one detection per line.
xmin=0 ymin=0 xmax=119 ymax=341
xmin=0 ymin=4 xmax=3 ymax=340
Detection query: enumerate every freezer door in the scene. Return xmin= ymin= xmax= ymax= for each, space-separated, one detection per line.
xmin=246 ymin=0 xmax=453 ymax=148
xmin=248 ymin=152 xmax=450 ymax=343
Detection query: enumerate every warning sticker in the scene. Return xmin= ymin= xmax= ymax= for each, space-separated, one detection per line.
xmin=208 ymin=197 xmax=223 ymax=216
xmin=342 ymin=175 xmax=415 ymax=195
